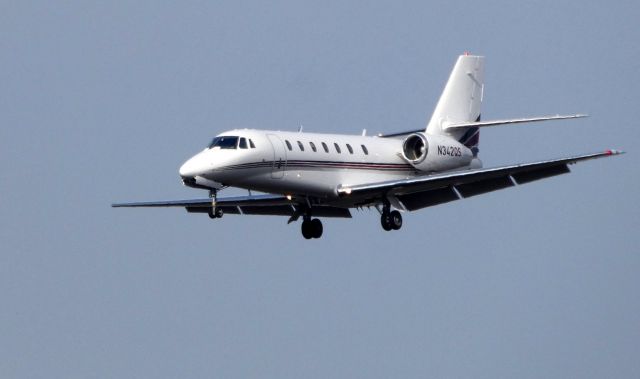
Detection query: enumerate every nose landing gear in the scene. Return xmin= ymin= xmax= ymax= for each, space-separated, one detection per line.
xmin=207 ymin=189 xmax=223 ymax=219
xmin=208 ymin=207 xmax=224 ymax=219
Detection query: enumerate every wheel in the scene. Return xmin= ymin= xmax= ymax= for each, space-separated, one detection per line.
xmin=208 ymin=207 xmax=224 ymax=219
xmin=380 ymin=213 xmax=392 ymax=231
xmin=310 ymin=218 xmax=323 ymax=239
xmin=389 ymin=210 xmax=402 ymax=230
xmin=301 ymin=220 xmax=313 ymax=239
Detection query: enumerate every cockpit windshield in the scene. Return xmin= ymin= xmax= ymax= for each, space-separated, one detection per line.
xmin=208 ymin=136 xmax=239 ymax=149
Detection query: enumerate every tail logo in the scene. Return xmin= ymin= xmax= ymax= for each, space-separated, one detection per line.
xmin=458 ymin=115 xmax=481 ymax=156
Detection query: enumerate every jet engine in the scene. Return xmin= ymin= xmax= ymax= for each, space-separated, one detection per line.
xmin=402 ymin=132 xmax=473 ymax=172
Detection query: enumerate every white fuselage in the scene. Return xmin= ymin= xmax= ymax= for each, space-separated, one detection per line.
xmin=179 ymin=129 xmax=477 ymax=202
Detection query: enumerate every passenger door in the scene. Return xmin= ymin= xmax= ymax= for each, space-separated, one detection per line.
xmin=266 ymin=134 xmax=287 ymax=179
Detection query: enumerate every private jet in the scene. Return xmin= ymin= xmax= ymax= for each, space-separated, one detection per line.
xmin=113 ymin=54 xmax=623 ymax=239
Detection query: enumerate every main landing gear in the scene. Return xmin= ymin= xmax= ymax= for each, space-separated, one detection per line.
xmin=301 ymin=217 xmax=323 ymax=239
xmin=380 ymin=203 xmax=402 ymax=231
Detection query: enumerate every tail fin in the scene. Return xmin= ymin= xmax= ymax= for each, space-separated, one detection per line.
xmin=426 ymin=54 xmax=484 ymax=156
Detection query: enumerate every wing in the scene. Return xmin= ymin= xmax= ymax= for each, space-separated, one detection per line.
xmin=336 ymin=150 xmax=623 ymax=211
xmin=112 ymin=194 xmax=352 ymax=218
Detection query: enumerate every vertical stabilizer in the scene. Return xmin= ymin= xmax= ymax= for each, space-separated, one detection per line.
xmin=426 ymin=54 xmax=484 ymax=155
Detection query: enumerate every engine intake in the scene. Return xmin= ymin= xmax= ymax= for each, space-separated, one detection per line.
xmin=403 ymin=133 xmax=428 ymax=163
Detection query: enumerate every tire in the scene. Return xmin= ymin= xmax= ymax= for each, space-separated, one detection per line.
xmin=381 ymin=214 xmax=392 ymax=231
xmin=390 ymin=210 xmax=402 ymax=230
xmin=310 ymin=218 xmax=323 ymax=239
xmin=208 ymin=207 xmax=223 ymax=219
xmin=301 ymin=220 xmax=313 ymax=239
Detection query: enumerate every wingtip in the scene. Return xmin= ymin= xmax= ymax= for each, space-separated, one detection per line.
xmin=605 ymin=149 xmax=625 ymax=156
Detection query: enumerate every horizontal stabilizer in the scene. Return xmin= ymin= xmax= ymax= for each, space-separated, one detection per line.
xmin=445 ymin=114 xmax=587 ymax=130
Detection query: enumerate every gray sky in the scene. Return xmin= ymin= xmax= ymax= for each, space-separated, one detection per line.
xmin=1 ymin=1 xmax=638 ymax=378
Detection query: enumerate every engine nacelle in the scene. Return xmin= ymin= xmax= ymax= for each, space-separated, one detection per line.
xmin=402 ymin=133 xmax=473 ymax=172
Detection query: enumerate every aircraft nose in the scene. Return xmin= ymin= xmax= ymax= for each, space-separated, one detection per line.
xmin=179 ymin=154 xmax=208 ymax=178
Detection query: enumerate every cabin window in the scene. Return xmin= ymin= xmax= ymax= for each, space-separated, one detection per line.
xmin=208 ymin=136 xmax=238 ymax=149
xmin=285 ymin=140 xmax=293 ymax=151
xmin=361 ymin=144 xmax=368 ymax=155
xmin=309 ymin=142 xmax=317 ymax=152
xmin=249 ymin=139 xmax=256 ymax=148
xmin=297 ymin=141 xmax=304 ymax=151
xmin=321 ymin=142 xmax=329 ymax=153
xmin=239 ymin=137 xmax=248 ymax=149
xmin=346 ymin=143 xmax=353 ymax=154
xmin=334 ymin=143 xmax=341 ymax=154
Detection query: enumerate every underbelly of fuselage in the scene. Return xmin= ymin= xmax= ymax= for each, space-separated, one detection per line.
xmin=207 ymin=165 xmax=417 ymax=199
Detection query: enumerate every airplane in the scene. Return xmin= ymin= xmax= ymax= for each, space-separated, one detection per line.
xmin=113 ymin=54 xmax=623 ymax=239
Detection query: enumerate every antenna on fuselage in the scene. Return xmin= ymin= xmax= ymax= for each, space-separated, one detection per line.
xmin=298 ymin=125 xmax=304 ymax=132
xmin=362 ymin=129 xmax=367 ymax=136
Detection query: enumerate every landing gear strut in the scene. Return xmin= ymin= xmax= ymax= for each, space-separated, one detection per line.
xmin=301 ymin=216 xmax=323 ymax=239
xmin=380 ymin=202 xmax=402 ymax=231
xmin=208 ymin=189 xmax=223 ymax=219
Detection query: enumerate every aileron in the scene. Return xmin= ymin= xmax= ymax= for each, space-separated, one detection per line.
xmin=511 ymin=164 xmax=570 ymax=184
